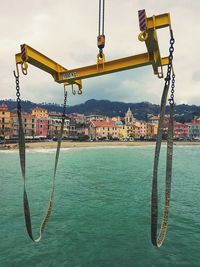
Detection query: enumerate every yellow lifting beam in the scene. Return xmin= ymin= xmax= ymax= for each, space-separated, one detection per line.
xmin=15 ymin=11 xmax=171 ymax=89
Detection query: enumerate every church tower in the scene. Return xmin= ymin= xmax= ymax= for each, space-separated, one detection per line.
xmin=125 ymin=107 xmax=135 ymax=125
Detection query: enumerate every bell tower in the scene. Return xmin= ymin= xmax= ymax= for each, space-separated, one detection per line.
xmin=125 ymin=107 xmax=135 ymax=125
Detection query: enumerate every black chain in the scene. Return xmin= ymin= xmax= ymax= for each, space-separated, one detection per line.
xmin=62 ymin=89 xmax=67 ymax=118
xmin=13 ymin=71 xmax=22 ymax=111
xmin=166 ymin=29 xmax=175 ymax=105
xmin=169 ymin=72 xmax=175 ymax=105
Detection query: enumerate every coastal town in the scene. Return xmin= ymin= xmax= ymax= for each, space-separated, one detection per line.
xmin=0 ymin=103 xmax=200 ymax=142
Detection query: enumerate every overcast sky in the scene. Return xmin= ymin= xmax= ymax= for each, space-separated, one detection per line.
xmin=0 ymin=0 xmax=200 ymax=106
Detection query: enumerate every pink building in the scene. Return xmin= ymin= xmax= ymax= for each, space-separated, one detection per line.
xmin=133 ymin=121 xmax=147 ymax=138
xmin=31 ymin=107 xmax=48 ymax=137
xmin=174 ymin=122 xmax=188 ymax=138
xmin=35 ymin=118 xmax=48 ymax=137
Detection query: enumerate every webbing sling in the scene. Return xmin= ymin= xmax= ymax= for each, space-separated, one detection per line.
xmin=14 ymin=69 xmax=67 ymax=242
xmin=151 ymin=28 xmax=175 ymax=247
xmin=18 ymin=110 xmax=65 ymax=242
xmin=151 ymin=84 xmax=174 ymax=247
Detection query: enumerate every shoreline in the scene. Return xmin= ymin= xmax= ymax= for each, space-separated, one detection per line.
xmin=1 ymin=140 xmax=200 ymax=150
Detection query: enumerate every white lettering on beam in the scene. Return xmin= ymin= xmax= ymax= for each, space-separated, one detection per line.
xmin=62 ymin=72 xmax=77 ymax=80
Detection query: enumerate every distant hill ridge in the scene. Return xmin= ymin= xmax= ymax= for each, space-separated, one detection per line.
xmin=1 ymin=99 xmax=200 ymax=123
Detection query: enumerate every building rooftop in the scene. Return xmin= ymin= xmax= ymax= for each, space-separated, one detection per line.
xmin=91 ymin=121 xmax=116 ymax=127
xmin=48 ymin=113 xmax=63 ymax=117
xmin=32 ymin=107 xmax=48 ymax=111
xmin=0 ymin=104 xmax=9 ymax=112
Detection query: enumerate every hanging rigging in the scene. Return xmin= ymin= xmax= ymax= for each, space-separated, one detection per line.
xmin=97 ymin=0 xmax=105 ymax=59
xmin=14 ymin=4 xmax=175 ymax=246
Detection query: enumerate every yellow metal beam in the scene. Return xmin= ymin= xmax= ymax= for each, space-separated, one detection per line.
xmin=15 ymin=12 xmax=172 ymax=87
xmin=138 ymin=13 xmax=171 ymax=77
xmin=59 ymin=53 xmax=169 ymax=83
xmin=15 ymin=45 xmax=82 ymax=89
xmin=146 ymin=13 xmax=171 ymax=30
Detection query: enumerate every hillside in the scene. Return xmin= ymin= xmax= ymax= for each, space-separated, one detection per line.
xmin=1 ymin=99 xmax=200 ymax=122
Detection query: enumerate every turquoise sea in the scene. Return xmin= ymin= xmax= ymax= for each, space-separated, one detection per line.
xmin=0 ymin=145 xmax=200 ymax=267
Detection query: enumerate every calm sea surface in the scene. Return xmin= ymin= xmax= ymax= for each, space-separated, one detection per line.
xmin=0 ymin=145 xmax=200 ymax=267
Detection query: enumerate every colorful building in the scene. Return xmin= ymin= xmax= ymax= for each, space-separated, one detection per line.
xmin=134 ymin=121 xmax=147 ymax=138
xmin=47 ymin=113 xmax=71 ymax=138
xmin=0 ymin=104 xmax=11 ymax=139
xmin=132 ymin=124 xmax=140 ymax=139
xmin=32 ymin=107 xmax=48 ymax=137
xmin=89 ymin=121 xmax=119 ymax=140
xmin=11 ymin=113 xmax=35 ymax=138
xmin=116 ymin=121 xmax=127 ymax=139
xmin=86 ymin=115 xmax=105 ymax=123
xmin=32 ymin=107 xmax=48 ymax=118
xmin=35 ymin=118 xmax=48 ymax=137
xmin=174 ymin=122 xmax=189 ymax=138
xmin=188 ymin=123 xmax=200 ymax=139
xmin=191 ymin=117 xmax=200 ymax=124
xmin=146 ymin=123 xmax=157 ymax=139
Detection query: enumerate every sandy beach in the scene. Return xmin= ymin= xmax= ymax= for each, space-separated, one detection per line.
xmin=1 ymin=140 xmax=200 ymax=150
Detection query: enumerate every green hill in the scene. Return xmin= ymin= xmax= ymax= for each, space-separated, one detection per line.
xmin=1 ymin=99 xmax=199 ymax=122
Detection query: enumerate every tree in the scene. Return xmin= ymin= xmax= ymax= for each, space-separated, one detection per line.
xmin=77 ymin=134 xmax=89 ymax=141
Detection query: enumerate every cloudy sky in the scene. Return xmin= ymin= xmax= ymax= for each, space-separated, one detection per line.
xmin=0 ymin=0 xmax=200 ymax=106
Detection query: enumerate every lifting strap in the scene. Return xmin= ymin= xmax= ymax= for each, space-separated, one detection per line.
xmin=151 ymin=84 xmax=174 ymax=247
xmin=14 ymin=69 xmax=67 ymax=242
xmin=151 ymin=29 xmax=175 ymax=247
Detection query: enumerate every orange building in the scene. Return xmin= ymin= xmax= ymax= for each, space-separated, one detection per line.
xmin=11 ymin=113 xmax=35 ymax=138
xmin=0 ymin=104 xmax=11 ymax=139
xmin=32 ymin=107 xmax=48 ymax=118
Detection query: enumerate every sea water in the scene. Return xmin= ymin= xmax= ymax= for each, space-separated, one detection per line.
xmin=0 ymin=145 xmax=200 ymax=267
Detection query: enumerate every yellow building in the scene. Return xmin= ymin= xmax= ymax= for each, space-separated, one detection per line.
xmin=89 ymin=121 xmax=120 ymax=140
xmin=0 ymin=104 xmax=11 ymax=139
xmin=32 ymin=107 xmax=48 ymax=118
xmin=118 ymin=125 xmax=128 ymax=139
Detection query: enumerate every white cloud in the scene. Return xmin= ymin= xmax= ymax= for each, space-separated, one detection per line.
xmin=0 ymin=0 xmax=199 ymax=106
